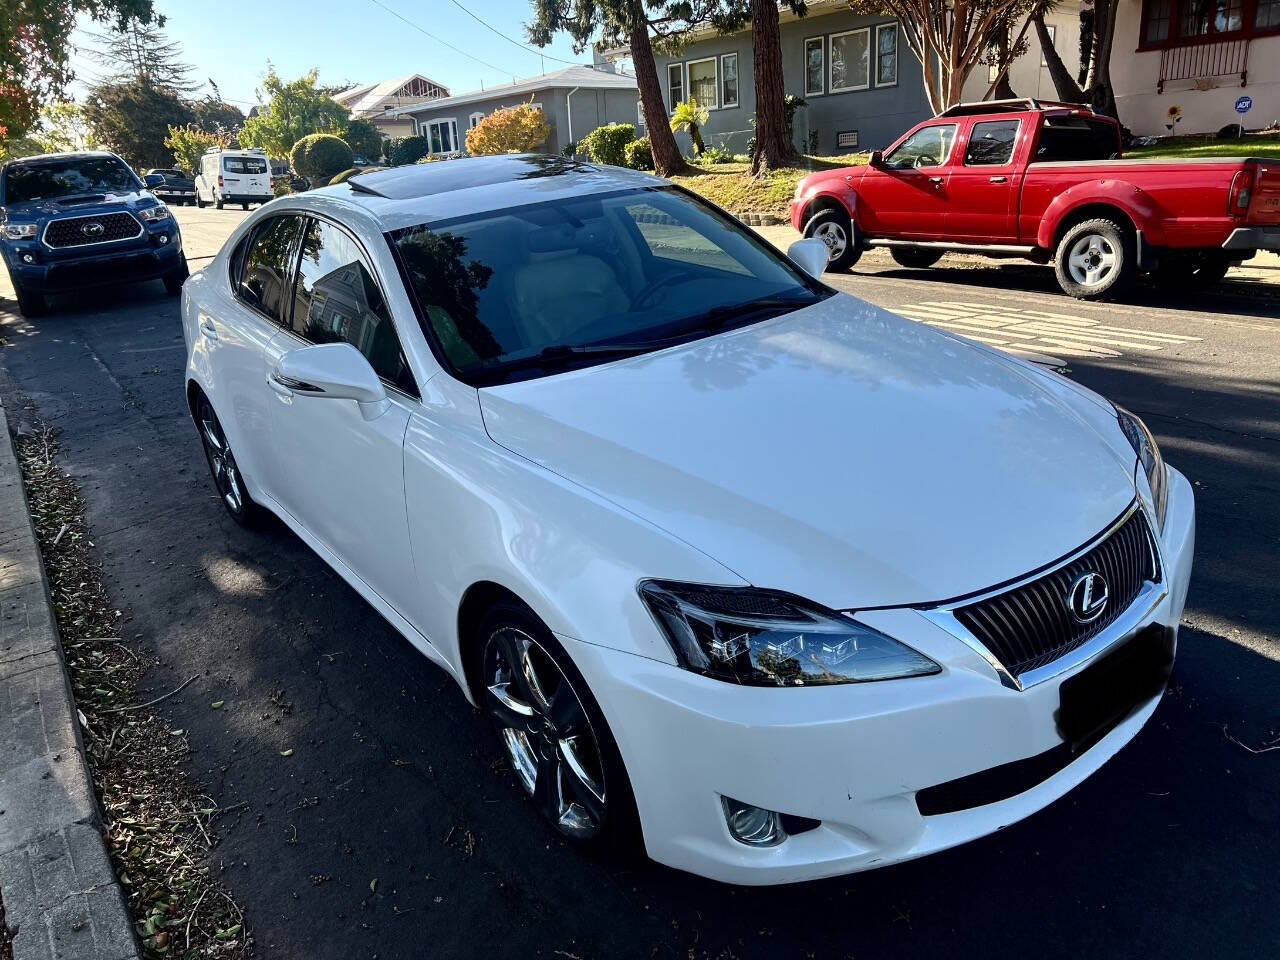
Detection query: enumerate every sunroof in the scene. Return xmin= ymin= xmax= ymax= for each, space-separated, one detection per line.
xmin=347 ymin=154 xmax=590 ymax=201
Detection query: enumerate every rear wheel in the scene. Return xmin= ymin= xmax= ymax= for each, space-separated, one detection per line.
xmin=1053 ymin=218 xmax=1135 ymax=300
xmin=12 ymin=281 xmax=47 ymax=318
xmin=478 ymin=601 xmax=638 ymax=851
xmin=196 ymin=192 xmax=206 ymax=209
xmin=803 ymin=208 xmax=862 ymax=272
xmin=241 ymin=202 xmax=249 ymax=211
xmin=196 ymin=395 xmax=267 ymax=528
xmin=214 ymin=199 xmax=224 ymax=210
xmin=890 ymin=247 xmax=945 ymax=269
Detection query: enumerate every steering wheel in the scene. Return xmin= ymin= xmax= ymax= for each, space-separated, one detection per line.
xmin=630 ymin=269 xmax=702 ymax=311
xmin=913 ymin=155 xmax=939 ymax=169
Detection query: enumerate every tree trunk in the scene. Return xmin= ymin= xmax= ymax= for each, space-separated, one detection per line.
xmin=1088 ymin=0 xmax=1120 ymax=119
xmin=1034 ymin=11 xmax=1086 ymax=102
xmin=749 ymin=0 xmax=797 ymax=176
xmin=629 ymin=17 xmax=686 ymax=177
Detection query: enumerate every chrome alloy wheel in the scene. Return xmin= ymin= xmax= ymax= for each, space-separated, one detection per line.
xmin=198 ymin=400 xmax=244 ymax=515
xmin=811 ymin=220 xmax=847 ymax=261
xmin=1067 ymin=232 xmax=1118 ymax=288
xmin=483 ymin=627 xmax=607 ymax=839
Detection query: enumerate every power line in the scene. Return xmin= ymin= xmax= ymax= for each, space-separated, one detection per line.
xmin=365 ymin=0 xmax=519 ymax=80
xmin=442 ymin=0 xmax=580 ymax=66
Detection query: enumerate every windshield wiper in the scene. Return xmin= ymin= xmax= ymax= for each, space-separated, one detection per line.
xmin=679 ymin=292 xmax=820 ymax=337
xmin=481 ymin=341 xmax=674 ymax=377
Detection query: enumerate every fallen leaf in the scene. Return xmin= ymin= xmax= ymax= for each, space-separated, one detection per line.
xmin=280 ymin=749 xmax=293 ymax=757
xmin=211 ymin=700 xmax=224 ymax=710
xmin=370 ymin=878 xmax=379 ymax=893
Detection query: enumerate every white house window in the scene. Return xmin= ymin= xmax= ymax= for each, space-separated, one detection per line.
xmin=687 ymin=56 xmax=718 ymax=108
xmin=667 ymin=62 xmax=685 ymax=111
xmin=427 ymin=118 xmax=459 ymax=155
xmin=720 ymin=53 xmax=739 ymax=107
xmin=804 ymin=37 xmax=825 ymax=96
xmin=830 ymin=28 xmax=871 ymax=92
xmin=469 ymin=111 xmax=484 ymax=129
xmin=876 ymin=23 xmax=898 ymax=86
xmin=636 ymin=99 xmax=645 ymax=128
xmin=1040 ymin=24 xmax=1057 ymax=67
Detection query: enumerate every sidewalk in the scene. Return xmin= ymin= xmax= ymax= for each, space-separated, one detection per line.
xmin=0 ymin=398 xmax=140 ymax=960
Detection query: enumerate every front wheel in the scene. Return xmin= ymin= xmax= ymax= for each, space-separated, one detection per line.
xmin=478 ymin=602 xmax=638 ymax=851
xmin=890 ymin=247 xmax=944 ymax=269
xmin=241 ymin=202 xmax=249 ymax=211
xmin=12 ymin=281 xmax=47 ymax=318
xmin=214 ymin=199 xmax=224 ymax=210
xmin=803 ymin=208 xmax=862 ymax=272
xmin=163 ymin=255 xmax=189 ymax=295
xmin=1053 ymin=218 xmax=1135 ymax=300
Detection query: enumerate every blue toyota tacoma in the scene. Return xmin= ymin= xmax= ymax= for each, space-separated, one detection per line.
xmin=0 ymin=151 xmax=188 ymax=317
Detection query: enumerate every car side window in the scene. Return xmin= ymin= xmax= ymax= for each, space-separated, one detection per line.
xmin=884 ymin=124 xmax=957 ymax=170
xmin=233 ymin=216 xmax=303 ymax=325
xmin=964 ymin=120 xmax=1020 ymax=166
xmin=291 ymin=218 xmax=418 ymax=397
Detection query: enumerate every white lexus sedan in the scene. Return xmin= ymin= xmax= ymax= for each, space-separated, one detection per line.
xmin=182 ymin=155 xmax=1194 ymax=885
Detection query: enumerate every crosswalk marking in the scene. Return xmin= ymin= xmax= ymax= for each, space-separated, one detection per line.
xmin=896 ymin=300 xmax=1201 ymax=359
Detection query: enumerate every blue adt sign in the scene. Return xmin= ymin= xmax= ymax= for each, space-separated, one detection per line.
xmin=1236 ymin=96 xmax=1253 ymax=114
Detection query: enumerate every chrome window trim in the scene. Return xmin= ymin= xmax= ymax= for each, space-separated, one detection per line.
xmin=918 ymin=499 xmax=1169 ymax=691
xmin=41 ymin=211 xmax=144 ymax=250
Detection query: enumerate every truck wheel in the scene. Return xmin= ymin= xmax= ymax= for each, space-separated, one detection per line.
xmin=803 ymin=208 xmax=862 ymax=272
xmin=891 ymin=247 xmax=944 ymax=269
xmin=1054 ymin=218 xmax=1135 ymax=300
xmin=13 ymin=281 xmax=47 ymax=318
xmin=214 ymin=199 xmax=224 ymax=210
xmin=241 ymin=202 xmax=249 ymax=211
xmin=163 ymin=255 xmax=190 ymax=296
xmin=1159 ymin=251 xmax=1230 ymax=293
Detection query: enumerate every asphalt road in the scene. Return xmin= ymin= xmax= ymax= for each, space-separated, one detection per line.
xmin=0 ymin=205 xmax=1277 ymax=959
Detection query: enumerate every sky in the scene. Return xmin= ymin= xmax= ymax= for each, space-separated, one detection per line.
xmin=67 ymin=0 xmax=599 ymax=111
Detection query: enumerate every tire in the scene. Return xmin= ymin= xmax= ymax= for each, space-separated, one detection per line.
xmin=195 ymin=394 xmax=268 ymax=528
xmin=12 ymin=281 xmax=47 ymax=318
xmin=890 ymin=247 xmax=945 ymax=269
xmin=241 ymin=202 xmax=249 ymax=211
xmin=1053 ymin=217 xmax=1135 ymax=300
xmin=1158 ymin=251 xmax=1231 ymax=293
xmin=214 ymin=199 xmax=224 ymax=210
xmin=163 ymin=255 xmax=190 ymax=296
xmin=476 ymin=600 xmax=639 ymax=853
xmin=196 ymin=193 xmax=206 ymax=209
xmin=803 ymin=207 xmax=862 ymax=272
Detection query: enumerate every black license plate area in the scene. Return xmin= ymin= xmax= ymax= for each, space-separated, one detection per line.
xmin=1056 ymin=624 xmax=1173 ymax=750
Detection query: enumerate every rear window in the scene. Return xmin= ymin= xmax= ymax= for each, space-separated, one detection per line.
xmin=1033 ymin=117 xmax=1120 ymax=162
xmin=224 ymin=156 xmax=268 ymax=174
xmin=2 ymin=156 xmax=140 ymax=204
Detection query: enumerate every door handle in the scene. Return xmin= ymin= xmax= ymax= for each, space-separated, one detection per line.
xmin=929 ymin=177 xmax=944 ymax=186
xmin=199 ymin=319 xmax=218 ymax=340
xmin=989 ymin=176 xmax=1008 ymax=183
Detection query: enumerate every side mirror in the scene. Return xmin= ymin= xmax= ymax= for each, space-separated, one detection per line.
xmin=867 ymin=150 xmax=884 ymax=168
xmin=144 ymin=173 xmax=165 ymax=188
xmin=271 ymin=342 xmax=389 ymax=420
xmin=787 ymin=237 xmax=831 ymax=279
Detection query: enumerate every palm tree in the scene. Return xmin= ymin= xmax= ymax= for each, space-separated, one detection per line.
xmin=670 ymin=98 xmax=709 ymax=156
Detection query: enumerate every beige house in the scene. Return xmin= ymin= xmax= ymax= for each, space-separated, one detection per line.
xmin=332 ymin=75 xmax=451 ymax=138
xmin=961 ymin=1 xmax=1087 ymax=103
xmin=1111 ymin=0 xmax=1279 ymax=135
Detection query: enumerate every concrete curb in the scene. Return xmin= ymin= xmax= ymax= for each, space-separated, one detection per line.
xmin=0 ymin=399 xmax=140 ymax=960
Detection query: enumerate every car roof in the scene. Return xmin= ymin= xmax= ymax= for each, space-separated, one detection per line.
xmin=4 ymin=150 xmax=123 ymax=167
xmin=309 ymin=154 xmax=669 ymax=232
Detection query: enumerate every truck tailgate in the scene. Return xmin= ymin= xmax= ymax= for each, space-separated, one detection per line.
xmin=1249 ymin=160 xmax=1280 ymax=225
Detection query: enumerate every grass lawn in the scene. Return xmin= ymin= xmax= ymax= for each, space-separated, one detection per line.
xmin=669 ymin=153 xmax=867 ymax=217
xmin=1127 ymin=135 xmax=1280 ymax=160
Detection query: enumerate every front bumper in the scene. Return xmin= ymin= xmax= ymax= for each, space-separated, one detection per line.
xmin=216 ymin=194 xmax=272 ymax=205
xmin=566 ymin=467 xmax=1194 ymax=885
xmin=1222 ymin=226 xmax=1280 ymax=251
xmin=6 ymin=226 xmax=183 ymax=294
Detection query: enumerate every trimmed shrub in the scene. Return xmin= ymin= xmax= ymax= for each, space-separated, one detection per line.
xmin=579 ymin=123 xmax=635 ymax=167
xmin=466 ymin=102 xmax=551 ymax=156
xmin=695 ymin=145 xmax=732 ymax=165
xmin=390 ymin=135 xmax=430 ymax=165
xmin=290 ymin=133 xmax=353 ymax=186
xmin=623 ymin=136 xmax=653 ymax=171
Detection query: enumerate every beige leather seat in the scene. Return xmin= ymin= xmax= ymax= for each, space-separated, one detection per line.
xmin=509 ymin=251 xmax=629 ymax=345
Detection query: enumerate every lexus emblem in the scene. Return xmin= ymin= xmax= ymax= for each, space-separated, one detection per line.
xmin=1066 ymin=572 xmax=1109 ymax=623
xmin=81 ymin=221 xmax=105 ymax=237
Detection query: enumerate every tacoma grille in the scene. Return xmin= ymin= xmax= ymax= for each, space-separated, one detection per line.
xmin=952 ymin=508 xmax=1161 ymax=678
xmin=44 ymin=212 xmax=142 ymax=248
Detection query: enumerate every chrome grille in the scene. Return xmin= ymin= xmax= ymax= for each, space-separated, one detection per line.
xmin=44 ymin=212 xmax=142 ymax=248
xmin=953 ymin=508 xmax=1161 ymax=678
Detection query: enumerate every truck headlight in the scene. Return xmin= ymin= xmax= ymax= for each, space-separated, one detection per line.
xmin=639 ymin=581 xmax=940 ymax=687
xmin=139 ymin=205 xmax=171 ymax=223
xmin=1117 ymin=406 xmax=1168 ymax=532
xmin=2 ymin=222 xmax=39 ymax=240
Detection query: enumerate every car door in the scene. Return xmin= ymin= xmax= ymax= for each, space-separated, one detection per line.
xmin=263 ymin=215 xmax=421 ymax=620
xmin=855 ymin=123 xmax=958 ymax=239
xmin=946 ymin=118 xmax=1023 ymax=243
xmin=205 ymin=213 xmax=305 ymax=498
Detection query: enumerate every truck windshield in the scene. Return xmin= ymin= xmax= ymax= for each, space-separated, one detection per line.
xmin=2 ymin=156 xmax=140 ymax=204
xmin=1033 ymin=117 xmax=1120 ymax=162
xmin=224 ymin=157 xmax=268 ymax=174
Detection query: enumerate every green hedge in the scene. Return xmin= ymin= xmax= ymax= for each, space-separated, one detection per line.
xmin=624 ymin=137 xmax=653 ymax=171
xmin=390 ymin=136 xmax=430 ymax=166
xmin=580 ymin=123 xmax=635 ymax=167
xmin=290 ymin=134 xmax=353 ymax=186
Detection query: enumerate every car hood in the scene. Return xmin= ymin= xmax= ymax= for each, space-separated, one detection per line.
xmin=478 ymin=293 xmax=1137 ymax=610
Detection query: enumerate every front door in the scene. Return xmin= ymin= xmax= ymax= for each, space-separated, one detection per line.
xmin=264 ymin=216 xmax=422 ymax=622
xmin=856 ymin=123 xmax=958 ymax=238
xmin=946 ymin=119 xmax=1023 ymax=242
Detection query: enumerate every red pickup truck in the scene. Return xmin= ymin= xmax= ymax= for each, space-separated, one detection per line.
xmin=790 ymin=100 xmax=1280 ymax=300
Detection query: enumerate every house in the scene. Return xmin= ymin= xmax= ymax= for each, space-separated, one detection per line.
xmin=961 ymin=1 xmax=1087 ymax=103
xmin=646 ymin=0 xmax=1083 ymax=156
xmin=332 ymin=75 xmax=451 ymax=138
xmin=1111 ymin=0 xmax=1279 ymax=135
xmin=384 ymin=64 xmax=640 ymax=158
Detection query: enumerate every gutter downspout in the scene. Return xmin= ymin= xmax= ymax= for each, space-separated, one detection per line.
xmin=565 ymin=87 xmax=581 ymax=152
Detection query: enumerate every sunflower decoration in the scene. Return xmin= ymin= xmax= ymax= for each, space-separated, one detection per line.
xmin=1165 ymin=104 xmax=1183 ymax=132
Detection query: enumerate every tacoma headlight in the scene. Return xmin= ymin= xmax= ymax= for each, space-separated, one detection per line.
xmin=1117 ymin=406 xmax=1167 ymax=531
xmin=638 ymin=581 xmax=940 ymax=687
xmin=2 ymin=222 xmax=39 ymax=240
xmin=139 ymin=205 xmax=171 ymax=223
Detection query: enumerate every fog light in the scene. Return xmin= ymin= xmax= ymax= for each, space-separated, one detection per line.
xmin=158 ymin=235 xmax=169 ymax=244
xmin=721 ymin=796 xmax=785 ymax=847
xmin=22 ymin=253 xmax=35 ymax=264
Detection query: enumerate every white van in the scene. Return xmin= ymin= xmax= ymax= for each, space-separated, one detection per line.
xmin=195 ymin=148 xmax=273 ymax=210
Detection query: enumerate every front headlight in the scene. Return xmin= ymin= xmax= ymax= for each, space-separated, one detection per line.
xmin=139 ymin=205 xmax=171 ymax=223
xmin=638 ymin=581 xmax=940 ymax=687
xmin=2 ymin=222 xmax=39 ymax=240
xmin=1117 ymin=406 xmax=1167 ymax=531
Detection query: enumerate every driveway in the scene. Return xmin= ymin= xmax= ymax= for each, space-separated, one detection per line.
xmin=0 ymin=205 xmax=1276 ymax=958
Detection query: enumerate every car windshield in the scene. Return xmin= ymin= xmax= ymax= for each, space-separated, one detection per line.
xmin=390 ymin=186 xmax=830 ymax=385
xmin=224 ymin=156 xmax=268 ymax=174
xmin=2 ymin=156 xmax=140 ymax=204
